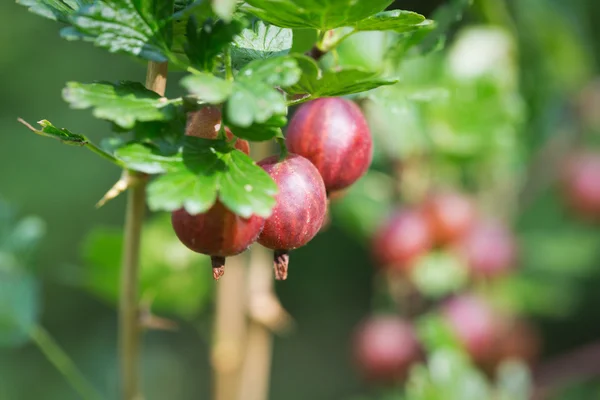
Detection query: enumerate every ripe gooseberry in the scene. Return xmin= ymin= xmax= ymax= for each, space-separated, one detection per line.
xmin=455 ymin=220 xmax=517 ymax=278
xmin=186 ymin=106 xmax=250 ymax=155
xmin=257 ymin=154 xmax=327 ymax=280
xmin=353 ymin=315 xmax=422 ymax=382
xmin=286 ymin=98 xmax=373 ymax=192
xmin=422 ymin=190 xmax=476 ymax=245
xmin=371 ymin=209 xmax=433 ymax=273
xmin=562 ymin=152 xmax=600 ymax=219
xmin=171 ymin=202 xmax=264 ymax=280
xmin=441 ymin=294 xmax=499 ymax=365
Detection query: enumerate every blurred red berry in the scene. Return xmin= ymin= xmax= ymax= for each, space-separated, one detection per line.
xmin=372 ymin=209 xmax=433 ymax=273
xmin=353 ymin=315 xmax=422 ymax=382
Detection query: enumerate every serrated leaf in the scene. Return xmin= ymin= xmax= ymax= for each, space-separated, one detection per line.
xmin=185 ymin=16 xmax=246 ymax=71
xmin=212 ymin=0 xmax=238 ymax=22
xmin=0 ymin=269 xmax=39 ymax=347
xmin=226 ymin=56 xmax=300 ymax=127
xmin=245 ymin=0 xmax=393 ymax=30
xmin=114 ymin=143 xmax=182 ymax=174
xmin=61 ymin=0 xmax=175 ymax=62
xmin=148 ymin=137 xmax=277 ymax=218
xmin=352 ymin=10 xmax=427 ymax=32
xmin=63 ymin=81 xmax=176 ymax=129
xmin=287 ymin=55 xmax=397 ymax=98
xmin=18 ymin=118 xmax=87 ymax=145
xmin=183 ymin=57 xmax=299 ymax=127
xmin=231 ymin=20 xmax=292 ymax=69
xmin=16 ymin=0 xmax=91 ymax=22
xmin=181 ymin=73 xmax=234 ymax=103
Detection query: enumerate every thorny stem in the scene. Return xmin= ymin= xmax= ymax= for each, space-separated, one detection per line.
xmin=31 ymin=325 xmax=103 ymax=400
xmin=119 ymin=61 xmax=168 ymax=400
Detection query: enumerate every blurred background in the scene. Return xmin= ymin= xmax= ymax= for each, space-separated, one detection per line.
xmin=2 ymin=0 xmax=600 ymax=399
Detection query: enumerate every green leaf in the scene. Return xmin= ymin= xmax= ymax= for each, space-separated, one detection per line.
xmin=224 ymin=114 xmax=286 ymax=141
xmin=148 ymin=137 xmax=277 ymax=218
xmin=212 ymin=0 xmax=238 ymax=22
xmin=231 ymin=20 xmax=292 ymax=69
xmin=181 ymin=73 xmax=234 ymax=103
xmin=225 ymin=56 xmax=300 ymax=127
xmin=172 ymin=0 xmax=215 ymax=55
xmin=61 ymin=0 xmax=175 ymax=62
xmin=82 ymin=215 xmax=214 ymax=319
xmin=287 ymin=55 xmax=397 ymax=98
xmin=183 ymin=57 xmax=300 ymax=127
xmin=352 ymin=10 xmax=427 ymax=32
xmin=63 ymin=81 xmax=176 ymax=129
xmin=16 ymin=0 xmax=91 ymax=22
xmin=0 ymin=269 xmax=39 ymax=348
xmin=114 ymin=143 xmax=182 ymax=174
xmin=185 ymin=16 xmax=246 ymax=71
xmin=290 ymin=28 xmax=318 ymax=54
xmin=245 ymin=0 xmax=393 ymax=30
xmin=18 ymin=118 xmax=87 ymax=145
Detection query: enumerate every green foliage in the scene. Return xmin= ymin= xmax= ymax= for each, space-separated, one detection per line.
xmin=231 ymin=20 xmax=292 ymax=69
xmin=63 ymin=81 xmax=177 ymax=129
xmin=352 ymin=10 xmax=427 ymax=32
xmin=82 ymin=215 xmax=213 ymax=319
xmin=181 ymin=72 xmax=234 ymax=103
xmin=18 ymin=119 xmax=87 ymax=145
xmin=61 ymin=0 xmax=176 ymax=62
xmin=16 ymin=0 xmax=91 ymax=22
xmin=244 ymin=0 xmax=394 ymax=30
xmin=224 ymin=56 xmax=299 ymax=126
xmin=147 ymin=137 xmax=277 ymax=218
xmin=185 ymin=16 xmax=245 ymax=71
xmin=114 ymin=143 xmax=182 ymax=174
xmin=19 ymin=0 xmax=432 ymax=219
xmin=287 ymin=55 xmax=397 ymax=99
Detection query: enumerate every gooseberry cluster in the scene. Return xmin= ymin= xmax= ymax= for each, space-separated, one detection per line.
xmin=353 ymin=295 xmax=540 ymax=383
xmin=372 ymin=190 xmax=517 ymax=278
xmin=352 ymin=190 xmax=538 ymax=383
xmin=172 ymin=98 xmax=373 ymax=280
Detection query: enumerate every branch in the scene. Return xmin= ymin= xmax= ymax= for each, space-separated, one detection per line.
xmin=119 ymin=60 xmax=168 ymax=400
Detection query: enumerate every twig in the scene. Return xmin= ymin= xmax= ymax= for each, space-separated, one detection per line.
xmin=119 ymin=60 xmax=168 ymax=400
xmin=212 ymin=254 xmax=249 ymax=400
xmin=30 ymin=325 xmax=103 ymax=400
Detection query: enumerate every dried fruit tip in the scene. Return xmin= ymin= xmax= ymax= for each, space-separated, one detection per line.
xmin=211 ymin=256 xmax=226 ymax=281
xmin=274 ymin=250 xmax=289 ymax=280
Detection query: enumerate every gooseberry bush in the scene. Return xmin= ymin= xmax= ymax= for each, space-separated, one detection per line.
xmin=15 ymin=0 xmax=438 ymax=398
xmin=13 ymin=0 xmax=581 ymax=399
